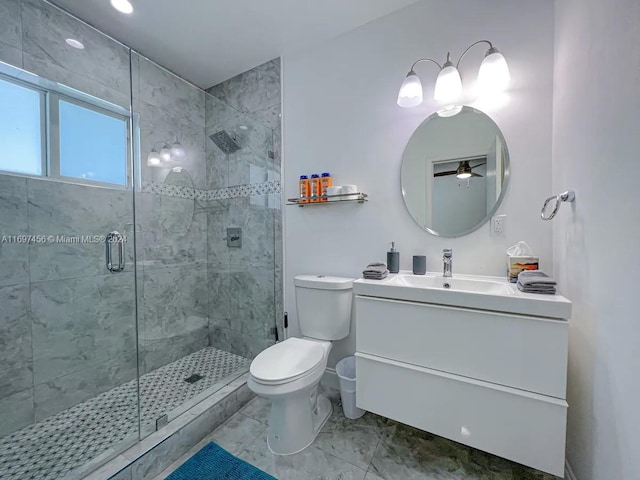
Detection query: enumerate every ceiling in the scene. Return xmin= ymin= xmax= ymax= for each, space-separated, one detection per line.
xmin=50 ymin=0 xmax=421 ymax=89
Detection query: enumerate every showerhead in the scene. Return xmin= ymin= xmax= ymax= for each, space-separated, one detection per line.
xmin=209 ymin=130 xmax=241 ymax=154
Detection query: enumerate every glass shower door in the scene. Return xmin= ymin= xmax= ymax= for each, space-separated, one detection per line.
xmin=0 ymin=1 xmax=141 ymax=477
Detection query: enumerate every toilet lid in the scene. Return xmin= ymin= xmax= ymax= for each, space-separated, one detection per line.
xmin=250 ymin=338 xmax=324 ymax=384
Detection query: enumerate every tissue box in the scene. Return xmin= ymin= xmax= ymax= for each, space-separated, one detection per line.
xmin=507 ymin=256 xmax=539 ymax=283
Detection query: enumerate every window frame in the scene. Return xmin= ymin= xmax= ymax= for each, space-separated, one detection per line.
xmin=0 ymin=73 xmax=48 ymax=178
xmin=0 ymin=64 xmax=132 ymax=190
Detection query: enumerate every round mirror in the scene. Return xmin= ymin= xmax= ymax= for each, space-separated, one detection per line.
xmin=401 ymin=106 xmax=510 ymax=237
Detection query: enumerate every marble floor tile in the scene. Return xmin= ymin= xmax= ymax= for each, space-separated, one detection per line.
xmin=152 ymin=411 xmax=265 ymax=479
xmin=363 ymin=472 xmax=385 ymax=480
xmin=238 ymin=433 xmax=368 ymax=480
xmin=314 ymin=406 xmax=382 ymax=470
xmin=369 ymin=421 xmax=559 ymax=480
xmin=239 ymin=396 xmax=271 ymax=424
xmin=208 ymin=412 xmax=266 ymax=455
xmin=159 ymin=391 xmax=559 ymax=480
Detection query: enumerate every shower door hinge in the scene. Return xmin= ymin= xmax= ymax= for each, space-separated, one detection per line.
xmin=156 ymin=414 xmax=168 ymax=431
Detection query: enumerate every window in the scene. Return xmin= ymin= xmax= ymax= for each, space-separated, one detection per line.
xmin=59 ymin=99 xmax=128 ymax=185
xmin=0 ymin=78 xmax=44 ymax=175
xmin=0 ymin=74 xmax=129 ymax=187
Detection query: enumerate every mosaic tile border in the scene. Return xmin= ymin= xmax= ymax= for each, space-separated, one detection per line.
xmin=207 ymin=181 xmax=281 ymax=200
xmin=141 ymin=180 xmax=281 ymax=200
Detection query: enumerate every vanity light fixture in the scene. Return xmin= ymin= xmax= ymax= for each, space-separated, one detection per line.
xmin=397 ymin=40 xmax=510 ymax=108
xmin=110 ymin=0 xmax=133 ymax=14
xmin=147 ymin=149 xmax=161 ymax=166
xmin=147 ymin=140 xmax=187 ymax=167
xmin=159 ymin=144 xmax=172 ymax=162
xmin=169 ymin=141 xmax=186 ymax=161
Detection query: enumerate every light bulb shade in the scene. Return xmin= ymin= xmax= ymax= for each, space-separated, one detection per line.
xmin=147 ymin=150 xmax=161 ymax=167
xmin=111 ymin=0 xmax=133 ymax=14
xmin=434 ymin=65 xmax=462 ymax=103
xmin=159 ymin=147 xmax=171 ymax=162
xmin=397 ymin=71 xmax=423 ymax=108
xmin=478 ymin=48 xmax=510 ymax=93
xmin=170 ymin=142 xmax=186 ymax=161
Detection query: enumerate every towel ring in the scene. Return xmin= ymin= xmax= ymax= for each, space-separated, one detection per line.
xmin=541 ymin=190 xmax=575 ymax=221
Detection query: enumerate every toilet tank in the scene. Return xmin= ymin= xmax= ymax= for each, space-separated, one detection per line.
xmin=294 ymin=275 xmax=355 ymax=341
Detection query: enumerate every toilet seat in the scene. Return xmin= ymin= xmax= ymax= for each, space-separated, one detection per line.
xmin=250 ymin=337 xmax=325 ymax=386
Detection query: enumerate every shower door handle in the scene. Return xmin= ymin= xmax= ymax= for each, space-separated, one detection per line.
xmin=105 ymin=231 xmax=125 ymax=273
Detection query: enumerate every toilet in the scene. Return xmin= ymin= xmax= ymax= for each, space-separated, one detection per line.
xmin=247 ymin=274 xmax=355 ymax=455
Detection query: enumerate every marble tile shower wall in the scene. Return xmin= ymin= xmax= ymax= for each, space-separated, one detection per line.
xmin=205 ymin=59 xmax=283 ymax=359
xmin=0 ymin=0 xmax=136 ymax=437
xmin=132 ymin=53 xmax=211 ymax=375
xmin=0 ymin=1 xmax=283 ymax=442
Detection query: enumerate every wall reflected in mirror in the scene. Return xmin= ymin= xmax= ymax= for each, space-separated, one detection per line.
xmin=401 ymin=106 xmax=509 ymax=237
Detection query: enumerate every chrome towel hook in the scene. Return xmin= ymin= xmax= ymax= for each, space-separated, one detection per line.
xmin=541 ymin=190 xmax=575 ymax=220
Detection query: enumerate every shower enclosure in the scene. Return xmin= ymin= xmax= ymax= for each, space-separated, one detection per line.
xmin=0 ymin=1 xmax=280 ymax=479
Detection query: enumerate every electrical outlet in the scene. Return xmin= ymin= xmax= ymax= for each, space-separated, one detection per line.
xmin=493 ymin=215 xmax=506 ymax=234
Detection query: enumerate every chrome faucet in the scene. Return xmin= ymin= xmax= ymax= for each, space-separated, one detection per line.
xmin=443 ymin=249 xmax=452 ymax=277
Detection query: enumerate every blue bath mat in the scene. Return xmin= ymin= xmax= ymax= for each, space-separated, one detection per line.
xmin=166 ymin=442 xmax=276 ymax=480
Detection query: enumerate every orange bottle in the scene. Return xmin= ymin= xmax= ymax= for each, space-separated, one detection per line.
xmin=310 ymin=174 xmax=321 ymax=203
xmin=320 ymin=172 xmax=332 ymax=202
xmin=298 ymin=175 xmax=310 ymax=203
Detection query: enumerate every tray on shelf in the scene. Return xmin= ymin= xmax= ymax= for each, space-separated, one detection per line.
xmin=287 ymin=192 xmax=368 ymax=206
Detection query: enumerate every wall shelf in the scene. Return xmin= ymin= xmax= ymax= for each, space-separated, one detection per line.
xmin=287 ymin=192 xmax=368 ymax=207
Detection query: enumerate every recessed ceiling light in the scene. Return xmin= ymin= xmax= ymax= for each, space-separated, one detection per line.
xmin=110 ymin=0 xmax=133 ymax=14
xmin=65 ymin=38 xmax=84 ymax=49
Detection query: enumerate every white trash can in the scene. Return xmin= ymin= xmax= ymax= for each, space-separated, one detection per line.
xmin=335 ymin=356 xmax=366 ymax=419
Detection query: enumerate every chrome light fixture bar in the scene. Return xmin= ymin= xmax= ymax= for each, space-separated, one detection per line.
xmin=147 ymin=140 xmax=187 ymax=167
xmin=397 ymin=40 xmax=510 ymax=108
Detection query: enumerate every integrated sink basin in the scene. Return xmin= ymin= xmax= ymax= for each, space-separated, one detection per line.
xmin=354 ymin=271 xmax=571 ymax=319
xmin=387 ymin=273 xmax=512 ymax=295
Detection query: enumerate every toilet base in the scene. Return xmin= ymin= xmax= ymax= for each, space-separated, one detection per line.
xmin=265 ymin=386 xmax=332 ymax=455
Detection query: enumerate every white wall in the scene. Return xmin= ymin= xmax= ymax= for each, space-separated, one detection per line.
xmin=552 ymin=1 xmax=640 ymax=479
xmin=282 ymin=0 xmax=555 ymax=368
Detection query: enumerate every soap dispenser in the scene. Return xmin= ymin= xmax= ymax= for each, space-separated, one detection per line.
xmin=387 ymin=242 xmax=400 ymax=273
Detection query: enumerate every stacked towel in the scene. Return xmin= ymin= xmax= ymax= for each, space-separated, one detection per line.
xmin=363 ymin=262 xmax=389 ymax=280
xmin=517 ymin=270 xmax=557 ymax=294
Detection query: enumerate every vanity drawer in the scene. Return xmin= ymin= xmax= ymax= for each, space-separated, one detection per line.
xmin=355 ymin=353 xmax=567 ymax=477
xmin=356 ymin=296 xmax=568 ymax=398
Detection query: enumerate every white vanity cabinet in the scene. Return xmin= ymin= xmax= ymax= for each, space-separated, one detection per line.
xmin=353 ymin=276 xmax=571 ymax=477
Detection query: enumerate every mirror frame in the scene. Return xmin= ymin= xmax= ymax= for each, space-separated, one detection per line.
xmin=400 ymin=106 xmax=510 ymax=238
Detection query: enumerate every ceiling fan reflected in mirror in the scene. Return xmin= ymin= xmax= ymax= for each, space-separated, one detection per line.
xmin=434 ymin=160 xmax=486 ymax=179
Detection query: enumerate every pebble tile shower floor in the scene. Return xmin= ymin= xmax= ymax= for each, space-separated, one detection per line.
xmin=0 ymin=347 xmax=250 ymax=480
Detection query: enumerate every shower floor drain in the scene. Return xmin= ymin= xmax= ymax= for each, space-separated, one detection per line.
xmin=184 ymin=373 xmax=204 ymax=384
